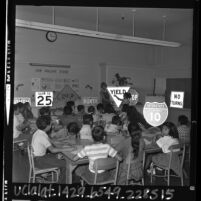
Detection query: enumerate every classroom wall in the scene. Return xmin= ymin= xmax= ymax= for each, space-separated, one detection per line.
xmin=14 ymin=27 xmax=156 ymax=103
xmin=14 ymin=15 xmax=193 ymax=122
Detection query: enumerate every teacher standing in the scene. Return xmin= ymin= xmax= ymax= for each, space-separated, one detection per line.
xmin=100 ymin=82 xmax=111 ymax=111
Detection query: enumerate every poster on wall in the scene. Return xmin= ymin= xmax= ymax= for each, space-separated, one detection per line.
xmin=31 ymin=78 xmax=41 ymax=91
xmin=41 ymin=77 xmax=54 ymax=91
xmin=53 ymin=84 xmax=81 ymax=108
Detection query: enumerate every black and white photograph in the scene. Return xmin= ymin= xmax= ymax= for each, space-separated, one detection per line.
xmin=4 ymin=1 xmax=199 ymax=201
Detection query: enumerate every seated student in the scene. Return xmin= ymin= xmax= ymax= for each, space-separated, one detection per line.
xmin=74 ymin=126 xmax=122 ymax=182
xmin=22 ymin=102 xmax=34 ymax=121
xmin=31 ymin=115 xmax=70 ymax=184
xmin=59 ymin=106 xmax=80 ymax=128
xmin=96 ymin=103 xmax=104 ymax=115
xmin=76 ymin=105 xmax=86 ymax=125
xmin=145 ymin=122 xmax=180 ymax=176
xmin=102 ymin=103 xmax=116 ymax=124
xmin=66 ymin=101 xmax=76 ymax=114
xmin=177 ymin=115 xmax=190 ymax=144
xmin=116 ymin=122 xmax=145 ymax=185
xmin=104 ymin=115 xmax=122 ymax=134
xmin=39 ymin=107 xmax=51 ymax=117
xmin=13 ymin=103 xmax=30 ymax=139
xmin=67 ymin=122 xmax=80 ymax=139
xmin=87 ymin=105 xmax=96 ymax=121
xmin=51 ymin=122 xmax=80 ymax=140
xmin=79 ymin=114 xmax=93 ymax=141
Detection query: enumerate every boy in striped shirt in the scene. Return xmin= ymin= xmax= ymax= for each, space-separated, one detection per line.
xmin=74 ymin=126 xmax=122 ymax=182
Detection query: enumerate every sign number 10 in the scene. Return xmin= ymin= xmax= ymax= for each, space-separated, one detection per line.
xmin=150 ymin=112 xmax=161 ymax=122
xmin=35 ymin=92 xmax=53 ymax=107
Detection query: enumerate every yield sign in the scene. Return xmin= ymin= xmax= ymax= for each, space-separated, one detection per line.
xmin=107 ymin=86 xmax=130 ymax=107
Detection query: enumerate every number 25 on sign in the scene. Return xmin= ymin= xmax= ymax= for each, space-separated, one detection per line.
xmin=143 ymin=102 xmax=168 ymax=127
xmin=35 ymin=92 xmax=53 ymax=107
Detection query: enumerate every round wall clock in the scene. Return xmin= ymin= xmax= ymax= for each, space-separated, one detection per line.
xmin=46 ymin=31 xmax=57 ymax=42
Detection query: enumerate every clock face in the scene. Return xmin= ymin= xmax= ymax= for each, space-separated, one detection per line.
xmin=46 ymin=31 xmax=57 ymax=42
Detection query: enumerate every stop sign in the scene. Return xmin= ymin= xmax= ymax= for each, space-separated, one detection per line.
xmin=129 ymin=88 xmax=139 ymax=105
xmin=143 ymin=102 xmax=168 ymax=127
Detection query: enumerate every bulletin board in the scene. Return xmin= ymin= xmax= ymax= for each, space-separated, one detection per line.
xmin=165 ymin=78 xmax=192 ymax=109
xmin=14 ymin=62 xmax=100 ymax=109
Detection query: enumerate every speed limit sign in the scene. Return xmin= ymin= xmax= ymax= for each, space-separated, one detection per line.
xmin=35 ymin=91 xmax=53 ymax=107
xmin=143 ymin=102 xmax=168 ymax=127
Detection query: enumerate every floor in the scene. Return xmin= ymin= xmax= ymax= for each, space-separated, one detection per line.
xmin=12 ymin=149 xmax=190 ymax=186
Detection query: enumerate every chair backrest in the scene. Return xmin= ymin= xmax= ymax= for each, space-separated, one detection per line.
xmin=27 ymin=144 xmax=35 ymax=171
xmin=169 ymin=143 xmax=186 ymax=171
xmin=93 ymin=158 xmax=120 ymax=184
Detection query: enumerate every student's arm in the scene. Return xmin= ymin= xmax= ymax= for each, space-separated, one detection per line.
xmin=73 ymin=147 xmax=87 ymax=161
xmin=47 ymin=145 xmax=73 ymax=153
xmin=114 ymin=153 xmax=123 ymax=161
xmin=108 ymin=145 xmax=123 ymax=161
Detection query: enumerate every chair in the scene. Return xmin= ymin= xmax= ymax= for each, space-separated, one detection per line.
xmin=27 ymin=145 xmax=60 ymax=183
xmin=150 ymin=143 xmax=186 ymax=186
xmin=126 ymin=151 xmax=144 ymax=185
xmin=80 ymin=157 xmax=120 ymax=185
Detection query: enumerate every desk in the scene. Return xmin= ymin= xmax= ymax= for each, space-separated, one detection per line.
xmin=52 ymin=135 xmax=128 ymax=184
xmin=13 ymin=133 xmax=33 ymax=151
xmin=52 ymin=138 xmax=92 ymax=184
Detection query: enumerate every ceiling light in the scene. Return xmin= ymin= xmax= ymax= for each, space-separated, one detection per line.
xmin=16 ymin=19 xmax=181 ymax=47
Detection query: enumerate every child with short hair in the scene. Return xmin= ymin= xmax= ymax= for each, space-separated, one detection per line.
xmin=76 ymin=105 xmax=86 ymax=124
xmin=177 ymin=115 xmax=190 ymax=144
xmin=39 ymin=107 xmax=51 ymax=117
xmin=104 ymin=115 xmax=122 ymax=134
xmin=79 ymin=114 xmax=93 ymax=140
xmin=31 ymin=115 xmax=70 ymax=183
xmin=74 ymin=126 xmax=122 ymax=183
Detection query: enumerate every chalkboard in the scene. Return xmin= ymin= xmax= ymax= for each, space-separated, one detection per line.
xmin=165 ymin=78 xmax=191 ymax=109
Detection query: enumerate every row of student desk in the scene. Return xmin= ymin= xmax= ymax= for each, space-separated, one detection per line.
xmin=52 ymin=134 xmax=163 ymax=184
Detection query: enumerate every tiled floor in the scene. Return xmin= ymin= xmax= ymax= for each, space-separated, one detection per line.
xmin=12 ymin=149 xmax=190 ymax=185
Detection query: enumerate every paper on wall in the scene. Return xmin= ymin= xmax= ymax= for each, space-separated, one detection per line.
xmin=31 ymin=78 xmax=41 ymax=91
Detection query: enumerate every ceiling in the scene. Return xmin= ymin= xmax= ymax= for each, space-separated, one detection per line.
xmin=16 ymin=6 xmax=193 ymax=40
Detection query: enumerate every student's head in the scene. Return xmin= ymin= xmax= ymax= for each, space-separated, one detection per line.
xmin=123 ymin=92 xmax=132 ymax=99
xmin=178 ymin=115 xmax=189 ymax=125
xmin=16 ymin=102 xmax=24 ymax=113
xmin=63 ymin=106 xmax=73 ymax=115
xmin=101 ymin=82 xmax=107 ymax=90
xmin=14 ymin=103 xmax=20 ymax=114
xmin=96 ymin=103 xmax=104 ymax=113
xmin=161 ymin=122 xmax=179 ymax=139
xmin=24 ymin=102 xmax=31 ymax=110
xmin=39 ymin=107 xmax=51 ymax=117
xmin=88 ymin=106 xmax=95 ymax=115
xmin=83 ymin=114 xmax=93 ymax=125
xmin=66 ymin=101 xmax=75 ymax=112
xmin=36 ymin=115 xmax=51 ymax=132
xmin=112 ymin=115 xmax=122 ymax=126
xmin=67 ymin=122 xmax=80 ymax=136
xmin=77 ymin=105 xmax=85 ymax=113
xmin=104 ymin=103 xmax=115 ymax=114
xmin=128 ymin=122 xmax=142 ymax=158
xmin=92 ymin=126 xmax=106 ymax=142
